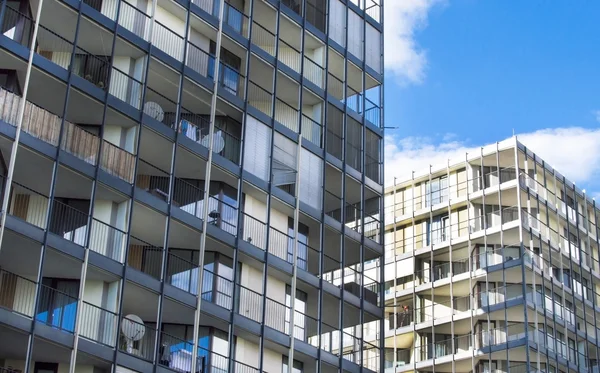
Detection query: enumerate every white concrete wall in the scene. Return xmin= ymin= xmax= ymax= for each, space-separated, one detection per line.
xmin=110 ymin=57 xmax=134 ymax=104
xmin=104 ymin=125 xmax=123 ymax=148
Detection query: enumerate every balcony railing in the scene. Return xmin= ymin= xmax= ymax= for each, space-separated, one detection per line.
xmin=79 ymin=301 xmax=118 ymax=347
xmin=251 ymin=21 xmax=276 ymax=56
xmin=278 ymin=38 xmax=301 ymax=73
xmin=0 ymin=89 xmax=135 ymax=180
xmin=172 ymin=178 xmax=204 ymax=218
xmin=305 ymin=1 xmax=326 ymax=33
xmin=301 ymin=114 xmax=322 ymax=147
xmin=1 ymin=7 xmax=34 ymax=47
xmin=159 ymin=331 xmax=198 ymax=373
xmin=186 ymin=41 xmax=214 ymax=79
xmin=247 ymin=80 xmax=273 ymax=117
xmin=49 ymin=199 xmax=88 ymax=246
xmin=324 ymin=190 xmax=342 ymax=222
xmin=216 ymin=61 xmax=245 ymax=99
xmin=7 ymin=179 xmax=49 ymax=229
xmin=0 ymin=269 xmax=37 ymax=317
xmin=166 ymin=251 xmax=198 ymax=295
xmin=128 ymin=236 xmax=163 ymax=280
xmin=241 ymin=212 xmax=267 ymax=250
xmin=119 ymin=316 xmax=156 ymax=361
xmin=89 ymin=218 xmax=127 ymax=263
xmin=223 ymin=2 xmax=249 ymax=38
xmin=36 ymin=284 xmax=78 ymax=333
xmin=153 ymin=20 xmax=184 ymax=61
xmin=327 ymin=73 xmax=344 ymax=101
xmin=118 ymin=0 xmax=151 ymax=41
xmin=110 ymin=66 xmax=143 ymax=109
xmin=304 ymin=55 xmax=325 ymax=89
xmin=177 ymin=114 xmax=242 ymax=164
xmin=275 ymin=98 xmax=299 ymax=132
xmin=201 ymin=268 xmax=233 ymax=309
xmin=235 ymin=283 xmax=263 ymax=323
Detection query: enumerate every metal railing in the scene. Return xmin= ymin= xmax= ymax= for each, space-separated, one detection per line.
xmin=36 ymin=284 xmax=78 ymax=333
xmin=190 ymin=0 xmax=214 ymax=16
xmin=301 ymin=114 xmax=322 ymax=147
xmin=251 ymin=21 xmax=276 ymax=56
xmin=172 ymin=178 xmax=204 ymax=218
xmin=166 ymin=251 xmax=198 ymax=295
xmin=110 ymin=66 xmax=143 ymax=109
xmin=7 ymin=179 xmax=49 ymax=229
xmin=159 ymin=331 xmax=197 ymax=372
xmin=365 ymin=153 xmax=381 ymax=183
xmin=0 ymin=269 xmax=37 ymax=317
xmin=324 ymin=190 xmax=342 ymax=222
xmin=135 ymin=159 xmax=171 ymax=202
xmin=127 ymin=236 xmax=164 ymax=280
xmin=303 ymin=55 xmax=325 ymax=88
xmin=364 ymin=97 xmax=381 ymax=127
xmin=363 ymin=213 xmax=380 ymax=243
xmin=365 ymin=0 xmax=381 ymax=22
xmin=201 ymin=268 xmax=233 ymax=309
xmin=89 ymin=218 xmax=127 ymax=263
xmin=236 ymin=283 xmax=263 ymax=323
xmin=207 ymin=195 xmax=239 ymax=236
xmin=275 ymin=98 xmax=299 ymax=132
xmin=119 ymin=316 xmax=156 ymax=361
xmin=35 ymin=23 xmax=75 ymax=70
xmin=281 ymin=0 xmax=302 ymax=15
xmin=49 ymin=199 xmax=88 ymax=246
xmin=327 ymin=73 xmax=344 ymax=100
xmin=326 ymin=129 xmax=343 ymax=160
xmin=223 ymin=2 xmax=249 ymax=37
xmin=1 ymin=7 xmax=34 ymax=47
xmin=79 ymin=301 xmax=118 ymax=347
xmin=247 ymin=80 xmax=273 ymax=116
xmin=72 ymin=45 xmax=110 ymax=90
xmin=240 ymin=212 xmax=267 ymax=250
xmin=277 ymin=38 xmax=301 ymax=73
xmin=186 ymin=41 xmax=214 ymax=79
xmin=152 ymin=20 xmax=184 ymax=61
xmin=144 ymin=86 xmax=178 ymax=127
xmin=217 ymin=61 xmax=245 ymax=99
xmin=118 ymin=0 xmax=151 ymax=41
xmin=268 ymin=226 xmax=293 ymax=261
xmin=265 ymin=297 xmax=288 ymax=333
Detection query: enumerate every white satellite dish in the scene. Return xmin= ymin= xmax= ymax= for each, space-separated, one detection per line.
xmin=121 ymin=314 xmax=145 ymax=354
xmin=201 ymin=130 xmax=225 ymax=153
xmin=143 ymin=101 xmax=164 ymax=122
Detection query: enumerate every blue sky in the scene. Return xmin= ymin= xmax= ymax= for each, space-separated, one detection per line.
xmin=383 ymin=1 xmax=600 ymax=195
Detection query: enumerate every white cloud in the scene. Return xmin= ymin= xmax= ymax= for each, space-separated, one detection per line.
xmin=385 ymin=127 xmax=600 ymax=192
xmin=384 ymin=0 xmax=444 ymax=85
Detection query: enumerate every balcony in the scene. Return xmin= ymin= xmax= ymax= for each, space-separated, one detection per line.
xmin=0 ymin=269 xmax=36 ymax=318
xmin=0 ymin=88 xmax=136 ymax=183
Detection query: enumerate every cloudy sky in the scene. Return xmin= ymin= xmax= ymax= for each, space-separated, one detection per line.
xmin=383 ymin=1 xmax=600 ymax=196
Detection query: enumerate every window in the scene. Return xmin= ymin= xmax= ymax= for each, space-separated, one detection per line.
xmin=428 ymin=214 xmax=449 ymax=245
xmin=425 ymin=176 xmax=448 ymax=207
xmin=243 ymin=116 xmax=271 ymax=180
xmin=326 ymin=103 xmax=343 ymax=159
xmin=299 ymin=148 xmax=323 ymax=210
xmin=282 ymin=357 xmax=303 ymax=373
xmin=305 ymin=0 xmax=326 ymax=33
xmin=209 ymin=42 xmax=242 ymax=96
xmin=272 ymin=133 xmax=297 ymax=195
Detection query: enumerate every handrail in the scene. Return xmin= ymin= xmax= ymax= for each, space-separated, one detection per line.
xmin=301 ymin=114 xmax=322 ymax=147
xmin=89 ymin=218 xmax=127 ymax=263
xmin=303 ymin=55 xmax=325 ymax=88
xmin=247 ymin=80 xmax=273 ymax=116
xmin=79 ymin=301 xmax=118 ymax=347
xmin=241 ymin=212 xmax=267 ymax=250
xmin=251 ymin=21 xmax=276 ymax=57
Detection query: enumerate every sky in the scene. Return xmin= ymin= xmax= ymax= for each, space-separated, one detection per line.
xmin=382 ymin=0 xmax=600 ymax=197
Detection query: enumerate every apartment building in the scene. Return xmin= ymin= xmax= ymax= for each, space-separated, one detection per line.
xmin=0 ymin=0 xmax=384 ymax=371
xmin=384 ymin=137 xmax=600 ymax=373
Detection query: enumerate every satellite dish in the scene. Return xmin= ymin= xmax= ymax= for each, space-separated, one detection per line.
xmin=201 ymin=130 xmax=225 ymax=153
xmin=143 ymin=101 xmax=164 ymax=122
xmin=121 ymin=314 xmax=145 ymax=341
